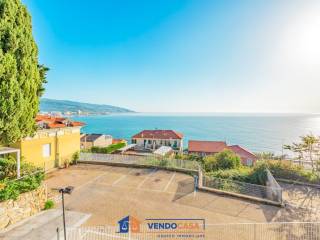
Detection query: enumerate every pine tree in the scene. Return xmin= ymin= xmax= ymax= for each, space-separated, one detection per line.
xmin=0 ymin=0 xmax=47 ymax=144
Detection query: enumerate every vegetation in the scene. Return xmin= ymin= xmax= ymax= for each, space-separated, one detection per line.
xmin=0 ymin=0 xmax=48 ymax=144
xmin=71 ymin=151 xmax=80 ymax=165
xmin=0 ymin=157 xmax=44 ymax=201
xmin=204 ymin=149 xmax=241 ymax=172
xmin=89 ymin=142 xmax=126 ymax=154
xmin=266 ymin=160 xmax=320 ymax=184
xmin=40 ymin=98 xmax=134 ymax=114
xmin=175 ymin=153 xmax=204 ymax=164
xmin=284 ymin=134 xmax=320 ymax=172
xmin=207 ymin=162 xmax=268 ymax=185
xmin=44 ymin=200 xmax=55 ymax=210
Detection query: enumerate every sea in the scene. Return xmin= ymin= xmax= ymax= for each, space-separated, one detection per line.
xmin=73 ymin=113 xmax=320 ymax=154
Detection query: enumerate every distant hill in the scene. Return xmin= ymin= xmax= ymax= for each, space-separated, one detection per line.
xmin=40 ymin=98 xmax=134 ymax=114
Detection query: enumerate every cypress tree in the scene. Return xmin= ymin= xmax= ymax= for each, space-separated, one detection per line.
xmin=0 ymin=0 xmax=47 ymax=144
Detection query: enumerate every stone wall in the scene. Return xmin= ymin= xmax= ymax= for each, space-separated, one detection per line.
xmin=0 ymin=184 xmax=47 ymax=229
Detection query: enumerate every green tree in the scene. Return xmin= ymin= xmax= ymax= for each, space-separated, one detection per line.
xmin=204 ymin=149 xmax=241 ymax=171
xmin=0 ymin=0 xmax=48 ymax=144
xmin=285 ymin=134 xmax=319 ymax=171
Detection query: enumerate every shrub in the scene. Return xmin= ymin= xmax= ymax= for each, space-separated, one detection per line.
xmin=204 ymin=150 xmax=241 ymax=171
xmin=0 ymin=157 xmax=42 ymax=180
xmin=0 ymin=172 xmax=44 ymax=201
xmin=208 ymin=168 xmax=252 ymax=182
xmin=266 ymin=160 xmax=320 ymax=184
xmin=247 ymin=161 xmax=268 ymax=185
xmin=71 ymin=151 xmax=80 ymax=165
xmin=44 ymin=200 xmax=55 ymax=210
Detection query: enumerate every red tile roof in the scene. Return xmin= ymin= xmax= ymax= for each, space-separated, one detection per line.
xmin=227 ymin=145 xmax=257 ymax=161
xmin=132 ymin=130 xmax=183 ymax=140
xmin=36 ymin=115 xmax=85 ymax=129
xmin=188 ymin=140 xmax=227 ymax=153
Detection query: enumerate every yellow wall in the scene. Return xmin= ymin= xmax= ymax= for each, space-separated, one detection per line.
xmin=11 ymin=127 xmax=81 ymax=171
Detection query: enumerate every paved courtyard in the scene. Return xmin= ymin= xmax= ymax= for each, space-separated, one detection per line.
xmin=45 ymin=164 xmax=319 ymax=229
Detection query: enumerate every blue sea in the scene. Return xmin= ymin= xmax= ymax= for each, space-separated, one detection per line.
xmin=73 ymin=113 xmax=320 ymax=154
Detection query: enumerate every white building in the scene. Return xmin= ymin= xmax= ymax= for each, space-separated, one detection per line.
xmin=131 ymin=130 xmax=184 ymax=152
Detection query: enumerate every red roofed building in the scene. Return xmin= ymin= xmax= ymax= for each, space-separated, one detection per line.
xmin=227 ymin=145 xmax=258 ymax=166
xmin=131 ymin=130 xmax=183 ymax=152
xmin=36 ymin=115 xmax=85 ymax=129
xmin=188 ymin=140 xmax=257 ymax=166
xmin=188 ymin=141 xmax=227 ymax=156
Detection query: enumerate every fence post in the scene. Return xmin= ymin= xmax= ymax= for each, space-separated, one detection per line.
xmin=56 ymin=227 xmax=60 ymax=240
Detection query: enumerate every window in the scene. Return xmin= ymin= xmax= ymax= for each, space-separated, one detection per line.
xmin=42 ymin=144 xmax=51 ymax=158
xmin=247 ymin=159 xmax=253 ymax=166
xmin=132 ymin=139 xmax=136 ymax=144
xmin=148 ymin=140 xmax=152 ymax=144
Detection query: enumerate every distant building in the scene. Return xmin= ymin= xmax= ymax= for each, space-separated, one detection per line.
xmin=81 ymin=134 xmax=113 ymax=149
xmin=131 ymin=130 xmax=183 ymax=152
xmin=188 ymin=141 xmax=227 ymax=156
xmin=188 ymin=140 xmax=257 ymax=166
xmin=112 ymin=138 xmax=128 ymax=145
xmin=227 ymin=145 xmax=258 ymax=166
xmin=11 ymin=115 xmax=85 ymax=171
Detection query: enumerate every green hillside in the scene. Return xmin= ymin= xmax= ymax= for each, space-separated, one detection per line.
xmin=40 ymin=98 xmax=134 ymax=114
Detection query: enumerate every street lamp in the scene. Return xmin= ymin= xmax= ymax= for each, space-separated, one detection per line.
xmin=59 ymin=186 xmax=74 ymax=240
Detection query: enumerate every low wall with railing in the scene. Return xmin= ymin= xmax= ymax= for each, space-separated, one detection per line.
xmin=201 ymin=175 xmax=282 ymax=205
xmin=80 ymin=153 xmax=200 ymax=174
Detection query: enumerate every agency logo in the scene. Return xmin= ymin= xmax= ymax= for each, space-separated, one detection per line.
xmin=117 ymin=216 xmax=205 ymax=239
xmin=117 ymin=215 xmax=141 ymax=233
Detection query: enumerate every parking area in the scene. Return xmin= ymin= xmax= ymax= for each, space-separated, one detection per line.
xmin=45 ymin=164 xmax=319 ymax=228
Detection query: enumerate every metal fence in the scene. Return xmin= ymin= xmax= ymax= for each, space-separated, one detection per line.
xmin=79 ymin=153 xmax=200 ymax=172
xmin=202 ymin=175 xmax=282 ymax=203
xmin=65 ymin=222 xmax=320 ymax=240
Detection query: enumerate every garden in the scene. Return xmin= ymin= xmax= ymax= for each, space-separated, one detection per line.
xmin=0 ymin=157 xmax=44 ymax=201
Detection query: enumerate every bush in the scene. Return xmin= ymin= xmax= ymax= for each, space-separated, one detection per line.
xmin=266 ymin=160 xmax=320 ymax=184
xmin=71 ymin=151 xmax=80 ymax=165
xmin=0 ymin=172 xmax=44 ymax=201
xmin=248 ymin=161 xmax=268 ymax=185
xmin=0 ymin=157 xmax=42 ymax=180
xmin=207 ymin=162 xmax=269 ymax=185
xmin=204 ymin=150 xmax=241 ymax=171
xmin=44 ymin=200 xmax=55 ymax=210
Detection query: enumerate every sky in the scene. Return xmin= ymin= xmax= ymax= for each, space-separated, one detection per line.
xmin=23 ymin=0 xmax=320 ymax=113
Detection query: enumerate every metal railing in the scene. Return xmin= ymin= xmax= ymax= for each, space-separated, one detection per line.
xmin=202 ymin=175 xmax=282 ymax=203
xmin=65 ymin=222 xmax=320 ymax=240
xmin=79 ymin=153 xmax=200 ymax=172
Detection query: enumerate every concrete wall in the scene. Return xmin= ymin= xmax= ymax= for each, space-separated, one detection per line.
xmin=0 ymin=184 xmax=47 ymax=230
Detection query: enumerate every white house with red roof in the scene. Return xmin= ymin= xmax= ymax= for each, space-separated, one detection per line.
xmin=131 ymin=130 xmax=184 ymax=152
xmin=188 ymin=140 xmax=257 ymax=166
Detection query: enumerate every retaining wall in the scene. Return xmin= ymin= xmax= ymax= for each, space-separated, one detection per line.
xmin=0 ymin=184 xmax=47 ymax=229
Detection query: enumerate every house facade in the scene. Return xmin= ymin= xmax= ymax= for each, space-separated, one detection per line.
xmin=188 ymin=140 xmax=257 ymax=166
xmin=131 ymin=130 xmax=184 ymax=152
xmin=80 ymin=134 xmax=113 ymax=149
xmin=11 ymin=115 xmax=85 ymax=171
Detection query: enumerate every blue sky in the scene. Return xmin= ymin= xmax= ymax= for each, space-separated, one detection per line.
xmin=23 ymin=0 xmax=320 ymax=113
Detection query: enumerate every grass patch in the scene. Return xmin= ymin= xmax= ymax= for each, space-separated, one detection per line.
xmin=89 ymin=142 xmax=126 ymax=154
